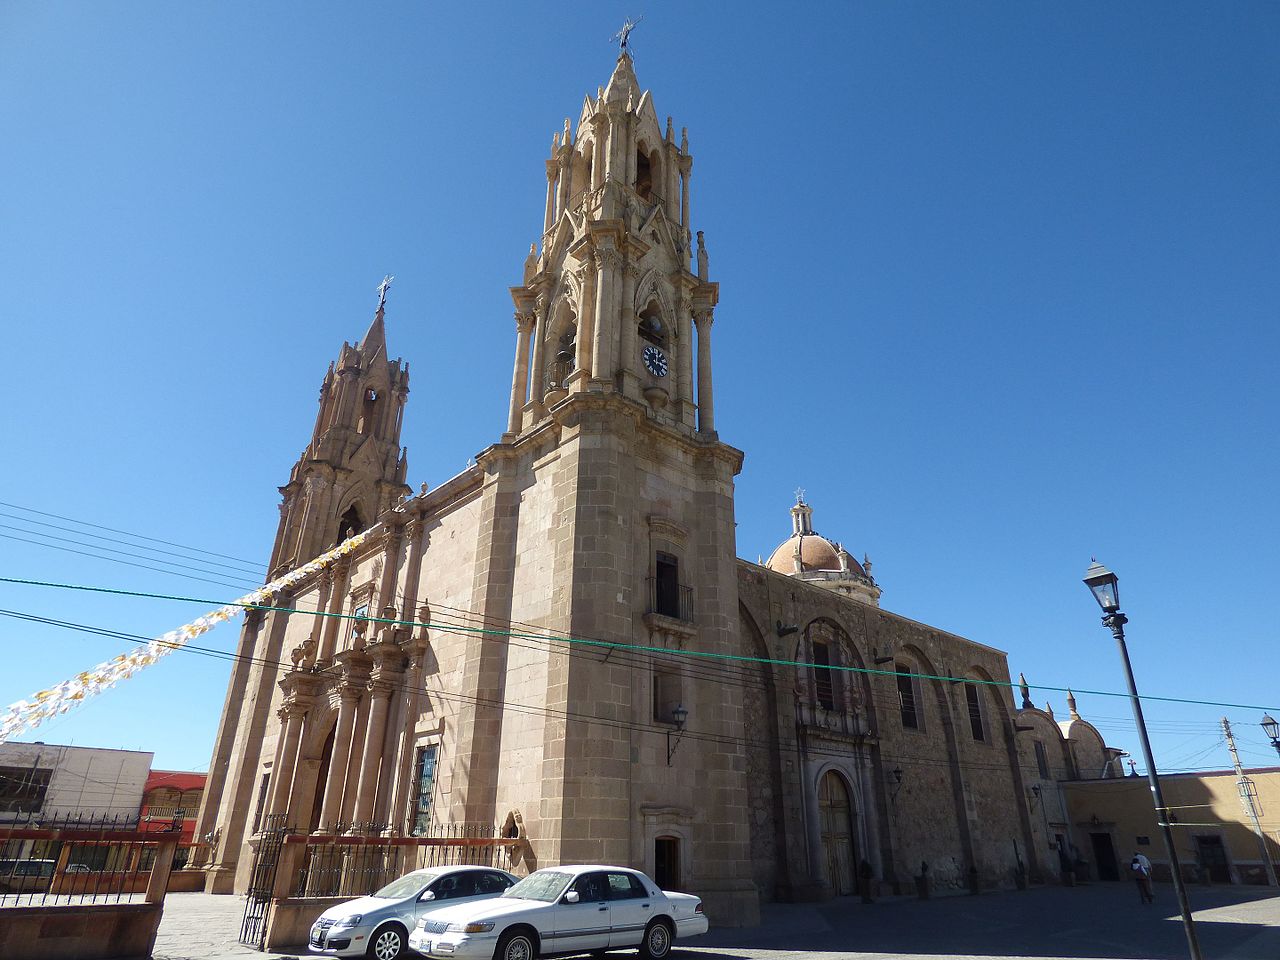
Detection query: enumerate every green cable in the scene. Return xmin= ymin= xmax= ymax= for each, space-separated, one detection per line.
xmin=0 ymin=574 xmax=1276 ymax=714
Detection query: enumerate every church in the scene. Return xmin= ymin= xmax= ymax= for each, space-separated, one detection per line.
xmin=196 ymin=52 xmax=1123 ymax=924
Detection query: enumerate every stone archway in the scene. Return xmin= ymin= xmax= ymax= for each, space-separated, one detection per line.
xmin=819 ymin=770 xmax=857 ymax=895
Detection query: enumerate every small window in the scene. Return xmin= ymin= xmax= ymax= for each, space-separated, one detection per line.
xmin=653 ymin=671 xmax=681 ymax=723
xmin=350 ymin=603 xmax=370 ymax=641
xmin=812 ymin=640 xmax=835 ymax=710
xmin=896 ymin=663 xmax=919 ymax=730
xmin=1034 ymin=740 xmax=1050 ymax=780
xmin=252 ymin=772 xmax=271 ymax=833
xmin=965 ymin=683 xmax=985 ymax=742
xmin=410 ymin=745 xmax=438 ymax=836
xmin=655 ymin=836 xmax=680 ymax=890
xmin=655 ymin=552 xmax=680 ymax=618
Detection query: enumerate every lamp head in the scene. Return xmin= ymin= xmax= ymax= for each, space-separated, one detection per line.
xmin=1262 ymin=713 xmax=1280 ymax=742
xmin=892 ymin=767 xmax=903 ymax=785
xmin=1083 ymin=559 xmax=1120 ymax=613
xmin=671 ymin=704 xmax=688 ymax=730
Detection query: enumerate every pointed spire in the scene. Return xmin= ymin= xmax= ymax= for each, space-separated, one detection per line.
xmin=1046 ymin=702 xmax=1055 ymax=721
xmin=1018 ymin=672 xmax=1032 ymax=709
xmin=666 ymin=116 xmax=674 ymax=143
xmin=605 ymin=52 xmax=640 ymax=104
xmin=1067 ymin=688 xmax=1079 ymax=719
xmin=361 ymin=275 xmax=393 ymax=355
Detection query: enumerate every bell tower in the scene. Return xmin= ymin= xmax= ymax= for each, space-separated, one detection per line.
xmin=503 ymin=51 xmax=718 ymax=439
xmin=461 ymin=50 xmax=758 ymax=923
xmin=267 ymin=282 xmax=411 ymax=578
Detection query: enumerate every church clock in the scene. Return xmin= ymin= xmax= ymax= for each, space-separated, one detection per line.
xmin=642 ymin=344 xmax=668 ymax=378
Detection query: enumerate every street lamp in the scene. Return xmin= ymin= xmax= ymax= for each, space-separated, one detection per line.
xmin=1262 ymin=714 xmax=1280 ymax=759
xmin=666 ymin=704 xmax=688 ymax=766
xmin=1083 ymin=560 xmax=1202 ymax=960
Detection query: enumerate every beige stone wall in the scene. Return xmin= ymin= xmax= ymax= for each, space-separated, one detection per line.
xmin=1063 ymin=768 xmax=1280 ymax=885
xmin=736 ymin=561 xmax=1041 ymax=898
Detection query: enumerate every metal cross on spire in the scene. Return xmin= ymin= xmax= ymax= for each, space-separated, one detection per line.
xmin=376 ymin=274 xmax=394 ymax=309
xmin=611 ymin=16 xmax=642 ymax=53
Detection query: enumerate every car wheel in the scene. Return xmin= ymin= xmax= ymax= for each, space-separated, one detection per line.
xmin=495 ymin=928 xmax=538 ymax=960
xmin=640 ymin=920 xmax=673 ymax=960
xmin=368 ymin=923 xmax=407 ymax=960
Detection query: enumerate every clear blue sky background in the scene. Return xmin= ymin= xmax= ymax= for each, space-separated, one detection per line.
xmin=1 ymin=2 xmax=1277 ymax=776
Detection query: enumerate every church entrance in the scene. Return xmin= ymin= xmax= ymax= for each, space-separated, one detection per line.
xmin=818 ymin=771 xmax=856 ymax=895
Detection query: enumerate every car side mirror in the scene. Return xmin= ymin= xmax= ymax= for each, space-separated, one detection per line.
xmin=564 ymin=891 xmax=580 ymax=904
xmin=421 ymin=890 xmax=436 ymax=901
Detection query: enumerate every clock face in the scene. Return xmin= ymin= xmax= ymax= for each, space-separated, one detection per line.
xmin=642 ymin=345 xmax=668 ymax=378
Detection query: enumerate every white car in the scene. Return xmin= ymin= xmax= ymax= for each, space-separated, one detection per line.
xmin=308 ymin=865 xmax=518 ymax=960
xmin=407 ymin=864 xmax=708 ymax=960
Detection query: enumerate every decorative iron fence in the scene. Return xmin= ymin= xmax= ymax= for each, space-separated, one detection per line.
xmin=0 ymin=811 xmax=179 ymax=907
xmin=292 ymin=822 xmax=513 ymax=899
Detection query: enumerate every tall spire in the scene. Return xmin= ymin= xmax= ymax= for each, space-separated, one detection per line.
xmin=1018 ymin=672 xmax=1032 ymax=709
xmin=361 ymin=274 xmax=393 ymax=356
xmin=604 ymin=51 xmax=640 ymax=104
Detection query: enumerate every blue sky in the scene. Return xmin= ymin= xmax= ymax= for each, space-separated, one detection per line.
xmin=1 ymin=2 xmax=1278 ymax=776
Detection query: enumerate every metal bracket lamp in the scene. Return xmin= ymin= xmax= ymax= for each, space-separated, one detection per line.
xmin=666 ymin=704 xmax=689 ymax=765
xmin=1262 ymin=714 xmax=1280 ymax=759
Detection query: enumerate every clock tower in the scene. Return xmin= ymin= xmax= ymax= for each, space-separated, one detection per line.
xmin=457 ymin=51 xmax=757 ymax=920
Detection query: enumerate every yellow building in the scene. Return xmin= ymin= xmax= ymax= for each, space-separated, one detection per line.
xmin=1062 ymin=766 xmax=1280 ymax=885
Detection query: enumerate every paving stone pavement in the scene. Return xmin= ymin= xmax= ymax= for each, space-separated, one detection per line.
xmin=153 ymin=883 xmax=1280 ymax=960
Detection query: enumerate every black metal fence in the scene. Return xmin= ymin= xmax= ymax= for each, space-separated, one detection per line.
xmin=646 ymin=577 xmax=694 ymax=623
xmin=0 ymin=811 xmax=179 ymax=907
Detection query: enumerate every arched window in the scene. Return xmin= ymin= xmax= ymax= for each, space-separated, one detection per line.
xmin=549 ymin=322 xmax=577 ymax=390
xmin=803 ymin=621 xmax=848 ymax=712
xmin=358 ymin=388 xmax=380 ymax=434
xmin=337 ymin=505 xmax=363 ymax=543
xmin=638 ymin=302 xmax=667 ymax=348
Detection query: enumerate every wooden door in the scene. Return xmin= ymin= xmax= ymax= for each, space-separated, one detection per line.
xmin=819 ymin=771 xmax=856 ymax=895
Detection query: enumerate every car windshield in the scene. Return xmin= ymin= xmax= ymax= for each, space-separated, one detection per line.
xmin=502 ymin=871 xmax=572 ymax=903
xmin=373 ymin=871 xmax=437 ymax=900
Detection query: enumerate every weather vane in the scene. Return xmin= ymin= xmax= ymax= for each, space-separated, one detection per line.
xmin=377 ymin=274 xmax=394 ymax=309
xmin=611 ymin=16 xmax=642 ymax=53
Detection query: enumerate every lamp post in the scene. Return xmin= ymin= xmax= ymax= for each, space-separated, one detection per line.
xmin=1083 ymin=560 xmax=1202 ymax=960
xmin=1262 ymin=714 xmax=1280 ymax=759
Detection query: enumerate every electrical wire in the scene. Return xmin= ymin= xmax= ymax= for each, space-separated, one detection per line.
xmin=0 ymin=500 xmax=265 ymax=569
xmin=2 ymin=574 xmax=1278 ymax=716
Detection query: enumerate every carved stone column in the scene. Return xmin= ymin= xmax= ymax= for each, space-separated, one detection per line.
xmin=506 ymin=313 xmax=536 ymax=436
xmin=352 ymin=643 xmax=403 ymax=827
xmin=591 ymin=243 xmax=619 ymax=388
xmin=695 ymin=309 xmax=715 ymax=434
xmin=317 ymin=559 xmax=351 ymax=663
xmin=676 ymin=296 xmax=695 ymax=422
xmin=544 ymin=159 xmax=558 ymax=234
xmin=526 ymin=295 xmax=549 ymax=414
xmin=317 ymin=685 xmax=360 ymax=831
xmin=571 ymin=265 xmax=596 ymax=390
xmin=619 ymin=261 xmax=639 ymax=399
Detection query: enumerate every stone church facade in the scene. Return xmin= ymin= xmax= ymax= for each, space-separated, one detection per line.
xmin=196 ymin=54 xmax=1121 ymax=922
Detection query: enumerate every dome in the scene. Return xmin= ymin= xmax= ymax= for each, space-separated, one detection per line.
xmin=766 ymin=534 xmax=846 ymax=575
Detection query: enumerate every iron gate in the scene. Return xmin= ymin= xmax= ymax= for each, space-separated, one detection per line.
xmin=239 ymin=814 xmax=291 ymax=948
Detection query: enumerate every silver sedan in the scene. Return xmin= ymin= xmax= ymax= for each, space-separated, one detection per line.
xmin=309 ymin=865 xmax=519 ymax=960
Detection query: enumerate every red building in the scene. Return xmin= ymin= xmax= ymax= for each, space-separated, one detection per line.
xmin=139 ymin=770 xmax=206 ymax=867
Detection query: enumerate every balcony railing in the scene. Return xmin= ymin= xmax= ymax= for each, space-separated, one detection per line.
xmin=646 ymin=578 xmax=693 ymax=623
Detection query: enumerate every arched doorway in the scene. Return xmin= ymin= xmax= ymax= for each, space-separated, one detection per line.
xmin=819 ymin=771 xmax=856 ymax=895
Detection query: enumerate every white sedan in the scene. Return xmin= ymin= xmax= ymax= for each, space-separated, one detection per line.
xmin=408 ymin=865 xmax=708 ymax=960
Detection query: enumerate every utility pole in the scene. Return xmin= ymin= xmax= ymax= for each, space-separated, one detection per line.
xmin=1222 ymin=717 xmax=1278 ymax=886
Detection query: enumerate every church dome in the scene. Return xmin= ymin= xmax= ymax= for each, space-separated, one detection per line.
xmin=761 ymin=493 xmax=881 ymax=606
xmin=766 ymin=533 xmax=850 ymax=575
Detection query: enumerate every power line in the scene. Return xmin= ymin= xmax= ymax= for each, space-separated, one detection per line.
xmin=0 ymin=605 xmax=1125 ymax=781
xmin=0 ymin=500 xmax=265 ymax=569
xmin=0 ymin=511 xmax=264 ymax=577
xmin=2 ymin=574 xmax=1277 ymax=716
xmin=0 ymin=523 xmax=262 ymax=586
xmin=0 ymin=533 xmax=256 ymax=592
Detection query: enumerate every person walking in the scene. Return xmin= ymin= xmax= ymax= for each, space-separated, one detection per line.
xmin=1131 ymin=852 xmax=1154 ymax=903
